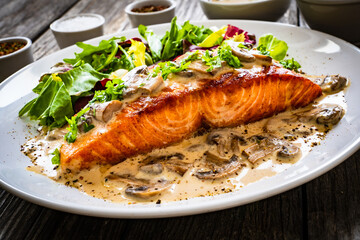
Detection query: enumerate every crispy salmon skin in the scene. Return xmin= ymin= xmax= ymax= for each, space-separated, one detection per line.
xmin=60 ymin=65 xmax=322 ymax=170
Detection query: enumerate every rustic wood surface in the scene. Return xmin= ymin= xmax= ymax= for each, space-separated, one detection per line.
xmin=1 ymin=0 xmax=359 ymax=239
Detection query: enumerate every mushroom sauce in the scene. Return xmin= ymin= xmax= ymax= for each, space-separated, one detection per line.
xmin=21 ymin=56 xmax=348 ymax=204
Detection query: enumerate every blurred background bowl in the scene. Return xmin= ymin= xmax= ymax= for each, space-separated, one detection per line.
xmin=296 ymin=0 xmax=360 ymax=43
xmin=0 ymin=36 xmax=33 ymax=82
xmin=50 ymin=13 xmax=105 ymax=49
xmin=125 ymin=0 xmax=176 ymax=27
xmin=199 ymin=0 xmax=291 ymax=21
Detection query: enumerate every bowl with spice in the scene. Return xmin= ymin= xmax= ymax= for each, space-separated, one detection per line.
xmin=125 ymin=0 xmax=176 ymax=27
xmin=0 ymin=36 xmax=33 ymax=82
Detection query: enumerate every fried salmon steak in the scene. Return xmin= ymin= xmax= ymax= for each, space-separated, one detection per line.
xmin=60 ymin=65 xmax=322 ymax=170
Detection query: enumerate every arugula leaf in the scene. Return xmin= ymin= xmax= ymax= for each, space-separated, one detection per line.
xmin=280 ymin=58 xmax=301 ymax=72
xmin=257 ymin=34 xmax=288 ymax=61
xmin=51 ymin=148 xmax=61 ymax=165
xmin=64 ymin=107 xmax=90 ymax=143
xmin=63 ymin=37 xmax=126 ymax=71
xmin=138 ymin=25 xmax=163 ymax=61
xmin=201 ymin=50 xmax=222 ymax=72
xmin=218 ymin=42 xmax=242 ymax=68
xmin=19 ymin=64 xmax=108 ymax=128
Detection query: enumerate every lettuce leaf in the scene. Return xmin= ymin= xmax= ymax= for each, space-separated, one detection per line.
xmin=257 ymin=34 xmax=288 ymax=61
xmin=19 ymin=63 xmax=108 ymax=128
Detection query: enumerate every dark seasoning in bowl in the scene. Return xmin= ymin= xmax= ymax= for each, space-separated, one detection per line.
xmin=132 ymin=4 xmax=170 ymax=13
xmin=0 ymin=41 xmax=26 ymax=56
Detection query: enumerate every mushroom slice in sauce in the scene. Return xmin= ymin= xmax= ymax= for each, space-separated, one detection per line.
xmin=206 ymin=129 xmax=247 ymax=156
xmin=122 ymin=65 xmax=164 ymax=98
xmin=92 ymin=100 xmax=123 ymax=122
xmin=125 ymin=179 xmax=171 ymax=199
xmin=227 ymin=42 xmax=256 ymax=63
xmin=314 ymin=75 xmax=348 ymax=93
xmin=195 ymin=152 xmax=244 ymax=180
xmin=315 ymin=105 xmax=344 ymax=125
xmin=140 ymin=153 xmax=191 ymax=176
xmin=296 ymin=104 xmax=345 ymax=126
xmin=242 ymin=135 xmax=300 ymax=163
xmin=105 ymin=173 xmax=150 ymax=186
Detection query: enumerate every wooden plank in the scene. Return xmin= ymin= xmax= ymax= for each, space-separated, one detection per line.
xmin=0 ymin=0 xmax=78 ymax=40
xmin=305 ymin=150 xmax=360 ymax=239
xmin=0 ymin=187 xmax=302 ymax=240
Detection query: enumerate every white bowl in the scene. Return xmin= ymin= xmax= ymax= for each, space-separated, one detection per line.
xmin=296 ymin=0 xmax=360 ymax=43
xmin=125 ymin=0 xmax=176 ymax=28
xmin=0 ymin=36 xmax=33 ymax=82
xmin=50 ymin=13 xmax=105 ymax=49
xmin=199 ymin=0 xmax=291 ymax=21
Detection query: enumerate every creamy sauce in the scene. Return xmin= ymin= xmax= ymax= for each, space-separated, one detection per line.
xmin=22 ymin=89 xmax=347 ymax=204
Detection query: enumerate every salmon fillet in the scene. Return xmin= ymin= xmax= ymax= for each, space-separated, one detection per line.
xmin=60 ymin=65 xmax=322 ymax=170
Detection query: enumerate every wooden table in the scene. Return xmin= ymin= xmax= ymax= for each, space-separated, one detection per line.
xmin=1 ymin=0 xmax=359 ymax=239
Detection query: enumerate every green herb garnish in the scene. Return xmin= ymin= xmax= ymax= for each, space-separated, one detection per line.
xmin=201 ymin=50 xmax=222 ymax=72
xmin=64 ymin=107 xmax=91 ymax=143
xmin=51 ymin=148 xmax=61 ymax=165
xmin=91 ymin=79 xmax=126 ymax=103
xmin=218 ymin=42 xmax=242 ymax=68
xmin=280 ymin=58 xmax=301 ymax=72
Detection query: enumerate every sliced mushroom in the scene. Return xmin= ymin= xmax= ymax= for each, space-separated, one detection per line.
xmin=242 ymin=134 xmax=300 ymax=163
xmin=315 ymin=105 xmax=344 ymax=125
xmin=315 ymin=75 xmax=348 ymax=93
xmin=139 ymin=163 xmax=164 ymax=175
xmin=140 ymin=153 xmax=191 ymax=176
xmin=227 ymin=41 xmax=256 ymax=63
xmin=174 ymin=70 xmax=195 ymax=78
xmin=296 ymin=104 xmax=344 ymax=126
xmin=105 ymin=173 xmax=150 ymax=186
xmin=106 ymin=172 xmax=171 ymax=199
xmin=125 ymin=179 xmax=171 ymax=199
xmin=195 ymin=153 xmax=244 ymax=179
xmin=92 ymin=100 xmax=123 ymax=122
xmin=277 ymin=144 xmax=300 ymax=159
xmin=187 ymin=60 xmax=213 ymax=74
xmin=206 ymin=129 xmax=247 ymax=156
xmin=230 ymin=134 xmax=248 ymax=154
xmin=122 ymin=65 xmax=164 ymax=97
xmin=252 ymin=53 xmax=273 ymax=66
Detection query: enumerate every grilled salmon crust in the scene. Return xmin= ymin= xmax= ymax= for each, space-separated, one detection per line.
xmin=60 ymin=65 xmax=322 ymax=170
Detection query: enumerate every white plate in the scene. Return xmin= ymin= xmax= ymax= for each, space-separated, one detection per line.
xmin=1 ymin=20 xmax=360 ymax=218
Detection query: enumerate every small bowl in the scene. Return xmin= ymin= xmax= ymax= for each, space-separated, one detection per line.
xmin=199 ymin=0 xmax=291 ymax=21
xmin=0 ymin=37 xmax=33 ymax=82
xmin=125 ymin=0 xmax=176 ymax=28
xmin=50 ymin=13 xmax=105 ymax=49
xmin=296 ymin=0 xmax=360 ymax=43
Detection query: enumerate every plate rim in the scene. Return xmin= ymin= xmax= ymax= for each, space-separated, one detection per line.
xmin=1 ymin=19 xmax=360 ymax=218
